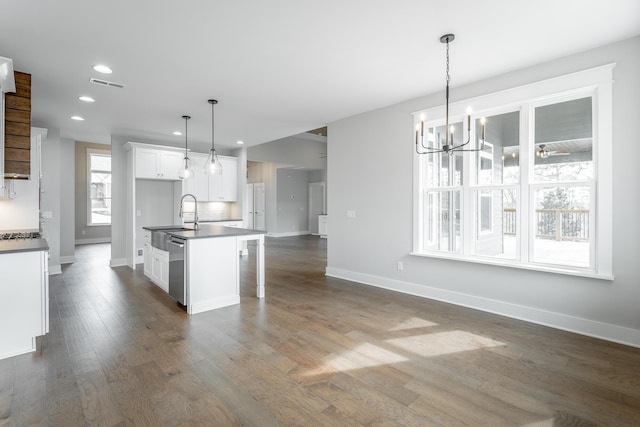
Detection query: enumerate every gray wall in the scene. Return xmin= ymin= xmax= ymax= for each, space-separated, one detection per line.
xmin=59 ymin=138 xmax=75 ymax=263
xmin=39 ymin=128 xmax=61 ymax=274
xmin=110 ymin=135 xmax=130 ymax=267
xmin=75 ymin=141 xmax=111 ymax=244
xmin=248 ymin=134 xmax=327 ymax=170
xmin=327 ymin=36 xmax=640 ymax=346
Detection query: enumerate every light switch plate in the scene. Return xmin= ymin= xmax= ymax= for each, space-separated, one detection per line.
xmin=347 ymin=210 xmax=356 ymax=219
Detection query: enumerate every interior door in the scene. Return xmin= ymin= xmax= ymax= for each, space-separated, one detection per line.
xmin=246 ymin=183 xmax=255 ymax=229
xmin=308 ymin=182 xmax=326 ymax=234
xmin=253 ymin=183 xmax=266 ymax=231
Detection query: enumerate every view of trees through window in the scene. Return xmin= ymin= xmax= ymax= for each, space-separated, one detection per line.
xmin=419 ymin=95 xmax=595 ymax=270
xmin=89 ymin=151 xmax=112 ymax=225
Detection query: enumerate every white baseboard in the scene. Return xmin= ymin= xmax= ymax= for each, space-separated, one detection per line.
xmin=109 ymin=258 xmax=127 ymax=267
xmin=188 ymin=295 xmax=240 ymax=314
xmin=325 ymin=267 xmax=640 ymax=349
xmin=59 ymin=256 xmax=76 ymax=265
xmin=75 ymin=237 xmax=111 ymax=245
xmin=267 ymin=231 xmax=310 ymax=237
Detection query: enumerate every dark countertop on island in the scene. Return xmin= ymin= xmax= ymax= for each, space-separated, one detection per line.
xmin=0 ymin=238 xmax=49 ymax=254
xmin=143 ymin=224 xmax=265 ymax=240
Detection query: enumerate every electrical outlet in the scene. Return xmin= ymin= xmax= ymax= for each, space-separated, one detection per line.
xmin=347 ymin=210 xmax=356 ymax=219
xmin=397 ymin=261 xmax=403 ymax=271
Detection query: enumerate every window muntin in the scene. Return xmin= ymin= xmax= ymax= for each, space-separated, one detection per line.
xmin=88 ymin=150 xmax=112 ymax=225
xmin=413 ymin=66 xmax=612 ymax=278
xmin=424 ymin=190 xmax=461 ymax=253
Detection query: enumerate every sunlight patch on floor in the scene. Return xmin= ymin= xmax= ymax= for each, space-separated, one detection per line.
xmin=520 ymin=419 xmax=554 ymax=427
xmin=386 ymin=330 xmax=505 ymax=357
xmin=388 ymin=317 xmax=438 ymax=331
xmin=303 ymin=342 xmax=408 ymax=377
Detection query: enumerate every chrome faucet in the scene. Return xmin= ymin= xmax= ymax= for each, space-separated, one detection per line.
xmin=179 ymin=193 xmax=199 ymax=230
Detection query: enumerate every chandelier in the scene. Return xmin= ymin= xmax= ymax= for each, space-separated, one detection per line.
xmin=416 ymin=34 xmax=486 ymax=155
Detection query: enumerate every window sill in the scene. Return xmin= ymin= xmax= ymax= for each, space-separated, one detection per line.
xmin=409 ymin=251 xmax=614 ymax=281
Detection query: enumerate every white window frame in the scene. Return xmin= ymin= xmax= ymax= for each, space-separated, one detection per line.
xmin=411 ymin=64 xmax=614 ymax=280
xmin=87 ymin=148 xmax=112 ymax=226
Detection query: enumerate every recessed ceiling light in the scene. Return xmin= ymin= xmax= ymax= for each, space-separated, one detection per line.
xmin=236 ymin=140 xmax=244 ymax=145
xmin=92 ymin=64 xmax=112 ymax=74
xmin=70 ymin=116 xmax=85 ymax=121
xmin=173 ymin=131 xmax=182 ymax=136
xmin=78 ymin=96 xmax=95 ymax=103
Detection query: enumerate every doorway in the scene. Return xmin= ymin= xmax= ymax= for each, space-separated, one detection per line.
xmin=246 ymin=183 xmax=266 ymax=230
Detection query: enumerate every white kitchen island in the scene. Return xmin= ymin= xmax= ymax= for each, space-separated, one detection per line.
xmin=143 ymin=224 xmax=265 ymax=315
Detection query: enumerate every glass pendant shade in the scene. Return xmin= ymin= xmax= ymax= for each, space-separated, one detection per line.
xmin=179 ymin=156 xmax=193 ymax=179
xmin=178 ymin=115 xmax=193 ymax=180
xmin=204 ymin=148 xmax=222 ymax=175
xmin=204 ymin=99 xmax=222 ymax=176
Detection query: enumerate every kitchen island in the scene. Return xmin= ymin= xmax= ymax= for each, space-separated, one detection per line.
xmin=142 ymin=224 xmax=265 ymax=315
xmin=0 ymin=238 xmax=49 ymax=360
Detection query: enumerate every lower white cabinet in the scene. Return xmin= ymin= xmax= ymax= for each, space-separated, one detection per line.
xmin=0 ymin=249 xmax=49 ymax=360
xmin=143 ymin=232 xmax=169 ymax=292
xmin=319 ymin=215 xmax=328 ymax=238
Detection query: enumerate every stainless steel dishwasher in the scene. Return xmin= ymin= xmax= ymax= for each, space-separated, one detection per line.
xmin=167 ymin=236 xmax=186 ymax=305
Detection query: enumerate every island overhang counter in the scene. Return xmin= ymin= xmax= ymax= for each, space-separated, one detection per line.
xmin=143 ymin=224 xmax=265 ymax=315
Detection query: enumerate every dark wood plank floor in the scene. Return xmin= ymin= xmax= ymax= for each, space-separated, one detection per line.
xmin=2 ymin=236 xmax=640 ymax=426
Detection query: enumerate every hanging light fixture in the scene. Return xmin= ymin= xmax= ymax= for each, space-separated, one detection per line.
xmin=178 ymin=115 xmax=193 ymax=180
xmin=416 ymin=34 xmax=486 ymax=155
xmin=204 ymin=99 xmax=222 ymax=175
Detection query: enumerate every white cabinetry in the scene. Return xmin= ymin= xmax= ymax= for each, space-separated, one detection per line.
xmin=208 ymin=156 xmax=238 ymax=201
xmin=143 ymin=230 xmax=169 ymax=292
xmin=0 ymin=249 xmax=49 ymax=360
xmin=182 ymin=153 xmax=209 ymax=200
xmin=135 ymin=147 xmax=183 ymax=180
xmin=319 ymin=215 xmax=328 ymax=238
xmin=182 ymin=154 xmax=238 ymax=202
xmin=151 ymin=249 xmax=169 ymax=291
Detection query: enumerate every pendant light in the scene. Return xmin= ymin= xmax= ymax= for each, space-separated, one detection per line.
xmin=178 ymin=115 xmax=193 ymax=180
xmin=204 ymin=99 xmax=222 ymax=175
xmin=416 ymin=34 xmax=486 ymax=155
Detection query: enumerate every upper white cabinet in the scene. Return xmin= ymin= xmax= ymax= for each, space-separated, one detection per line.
xmin=208 ymin=156 xmax=238 ymax=201
xmin=182 ymin=153 xmax=209 ymax=200
xmin=135 ymin=147 xmax=183 ymax=180
xmin=182 ymin=154 xmax=238 ymax=202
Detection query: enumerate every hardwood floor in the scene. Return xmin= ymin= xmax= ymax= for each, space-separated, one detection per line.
xmin=2 ymin=236 xmax=640 ymax=426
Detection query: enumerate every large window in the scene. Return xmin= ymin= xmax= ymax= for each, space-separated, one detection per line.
xmin=88 ymin=149 xmax=112 ymax=225
xmin=412 ymin=65 xmax=613 ymax=278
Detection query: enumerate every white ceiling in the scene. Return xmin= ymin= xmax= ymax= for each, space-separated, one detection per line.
xmin=1 ymin=1 xmax=638 ymax=151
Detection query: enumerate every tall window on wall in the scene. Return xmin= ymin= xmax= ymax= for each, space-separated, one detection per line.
xmin=413 ymin=65 xmax=614 ymax=278
xmin=88 ymin=149 xmax=112 ymax=225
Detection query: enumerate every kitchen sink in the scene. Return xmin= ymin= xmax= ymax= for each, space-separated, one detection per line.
xmin=151 ymin=228 xmax=191 ymax=250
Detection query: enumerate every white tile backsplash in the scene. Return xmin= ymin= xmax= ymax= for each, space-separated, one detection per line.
xmin=182 ymin=201 xmax=234 ymax=222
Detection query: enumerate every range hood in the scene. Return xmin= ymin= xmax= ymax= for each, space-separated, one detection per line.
xmin=1 ymin=56 xmax=31 ymax=182
xmin=0 ymin=56 xmax=15 ymax=189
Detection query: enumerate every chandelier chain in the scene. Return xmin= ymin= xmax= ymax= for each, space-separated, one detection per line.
xmin=446 ymin=39 xmax=450 ymax=85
